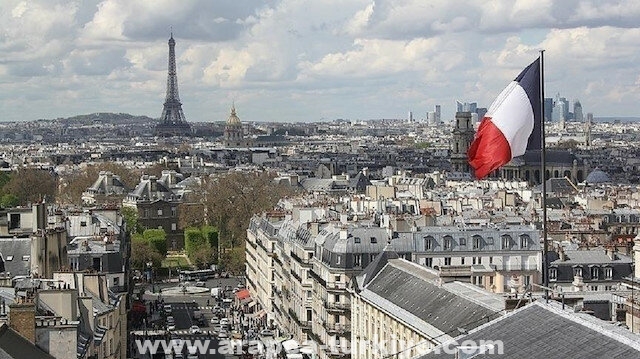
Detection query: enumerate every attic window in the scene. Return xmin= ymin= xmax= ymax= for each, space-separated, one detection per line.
xmin=5 ymin=255 xmax=13 ymax=261
xmin=370 ymin=237 xmax=377 ymax=244
xmin=80 ymin=221 xmax=87 ymax=227
xmin=22 ymin=255 xmax=30 ymax=261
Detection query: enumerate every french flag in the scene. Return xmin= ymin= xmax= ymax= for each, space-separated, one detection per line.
xmin=468 ymin=58 xmax=542 ymax=179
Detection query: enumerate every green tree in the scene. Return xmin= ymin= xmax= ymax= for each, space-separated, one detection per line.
xmin=143 ymin=229 xmax=167 ymax=257
xmin=219 ymin=247 xmax=245 ymax=275
xmin=184 ymin=228 xmax=208 ymax=259
xmin=191 ymin=246 xmax=215 ymax=269
xmin=130 ymin=237 xmax=163 ymax=270
xmin=121 ymin=206 xmax=142 ymax=235
xmin=0 ymin=193 xmax=19 ymax=208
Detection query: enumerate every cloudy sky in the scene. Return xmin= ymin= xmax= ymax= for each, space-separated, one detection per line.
xmin=1 ymin=0 xmax=639 ymax=123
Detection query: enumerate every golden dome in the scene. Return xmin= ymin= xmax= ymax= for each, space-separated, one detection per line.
xmin=227 ymin=104 xmax=241 ymax=126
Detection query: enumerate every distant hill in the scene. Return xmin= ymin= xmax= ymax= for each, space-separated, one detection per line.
xmin=50 ymin=112 xmax=157 ymax=125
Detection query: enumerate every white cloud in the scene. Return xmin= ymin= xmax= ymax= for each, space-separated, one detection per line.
xmin=1 ymin=0 xmax=640 ymax=122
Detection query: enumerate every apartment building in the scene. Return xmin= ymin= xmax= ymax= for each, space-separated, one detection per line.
xmin=246 ymin=207 xmax=540 ymax=359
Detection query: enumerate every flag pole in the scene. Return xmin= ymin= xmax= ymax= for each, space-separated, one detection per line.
xmin=540 ymin=50 xmax=549 ymax=301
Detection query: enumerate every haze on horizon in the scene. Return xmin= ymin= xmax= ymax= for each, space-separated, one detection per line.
xmin=1 ymin=0 xmax=639 ymax=124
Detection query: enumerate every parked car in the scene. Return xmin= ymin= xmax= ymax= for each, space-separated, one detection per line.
xmin=195 ymin=281 xmax=206 ymax=287
xmin=260 ymin=329 xmax=274 ymax=337
xmin=163 ymin=304 xmax=172 ymax=314
xmin=189 ymin=325 xmax=201 ymax=334
xmin=210 ymin=317 xmax=220 ymax=325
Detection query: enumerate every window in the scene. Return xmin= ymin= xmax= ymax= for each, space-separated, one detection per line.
xmin=473 ymin=236 xmax=482 ymax=249
xmin=459 ymin=238 xmax=466 ymax=246
xmin=143 ymin=209 xmax=150 ymax=218
xmin=549 ymin=268 xmax=558 ymax=281
xmin=354 ymin=237 xmax=361 ymax=244
xmin=171 ymin=207 xmax=177 ymax=217
xmin=354 ymin=254 xmax=362 ymax=267
xmin=604 ymin=267 xmax=613 ymax=280
xmin=336 ymin=255 xmax=341 ymax=265
xmin=520 ymin=235 xmax=529 ymax=248
xmin=574 ymin=266 xmax=583 ymax=277
xmin=370 ymin=237 xmax=377 ymax=244
xmin=425 ymin=258 xmax=433 ymax=267
xmin=444 ymin=237 xmax=452 ymax=250
xmin=80 ymin=221 xmax=87 ymax=227
xmin=306 ymin=291 xmax=312 ymax=300
xmin=157 ymin=209 xmax=163 ymax=216
xmin=5 ymin=255 xmax=12 ymax=261
xmin=502 ymin=235 xmax=512 ymax=249
xmin=370 ymin=254 xmax=376 ymax=262
xmin=171 ymin=223 xmax=177 ymax=231
xmin=335 ymin=275 xmax=340 ymax=282
xmin=590 ymin=266 xmax=599 ymax=280
xmin=489 ymin=256 xmax=493 ymax=264
xmin=461 ymin=257 xmax=465 ymax=265
xmin=524 ymin=275 xmax=531 ymax=287
xmin=444 ymin=257 xmax=451 ymax=266
xmin=22 ymin=255 xmax=30 ymax=261
xmin=424 ymin=236 xmax=433 ymax=250
xmin=334 ymin=294 xmax=340 ymax=302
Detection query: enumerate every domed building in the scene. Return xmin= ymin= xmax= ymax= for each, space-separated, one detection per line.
xmin=223 ymin=104 xmax=251 ymax=147
xmin=585 ymin=168 xmax=610 ymax=184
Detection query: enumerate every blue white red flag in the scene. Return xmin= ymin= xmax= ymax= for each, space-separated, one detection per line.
xmin=468 ymin=58 xmax=542 ymax=179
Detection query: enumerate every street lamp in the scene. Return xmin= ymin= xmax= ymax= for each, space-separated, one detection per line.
xmin=147 ymin=261 xmax=155 ymax=293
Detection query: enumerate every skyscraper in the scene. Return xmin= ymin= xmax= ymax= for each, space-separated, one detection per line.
xmin=573 ymin=100 xmax=583 ymax=123
xmin=544 ymin=98 xmax=553 ymax=122
xmin=155 ymin=33 xmax=192 ymax=137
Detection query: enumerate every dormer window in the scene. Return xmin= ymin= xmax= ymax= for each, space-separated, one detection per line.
xmin=549 ymin=267 xmax=558 ymax=281
xmin=473 ymin=236 xmax=482 ymax=249
xmin=459 ymin=238 xmax=466 ymax=246
xmin=573 ymin=266 xmax=583 ymax=277
xmin=590 ymin=266 xmax=599 ymax=280
xmin=520 ymin=235 xmax=529 ymax=248
xmin=604 ymin=267 xmax=613 ymax=280
xmin=424 ymin=236 xmax=434 ymax=250
xmin=354 ymin=237 xmax=361 ymax=244
xmin=502 ymin=235 xmax=512 ymax=250
xmin=444 ymin=237 xmax=452 ymax=250
xmin=370 ymin=237 xmax=377 ymax=244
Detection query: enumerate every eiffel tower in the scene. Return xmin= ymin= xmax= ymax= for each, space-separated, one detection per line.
xmin=155 ymin=33 xmax=192 ymax=137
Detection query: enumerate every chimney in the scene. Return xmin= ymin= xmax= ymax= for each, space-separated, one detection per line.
xmin=559 ymin=247 xmax=566 ymax=261
xmin=606 ymin=247 xmax=617 ymax=261
xmin=8 ymin=300 xmax=36 ymax=343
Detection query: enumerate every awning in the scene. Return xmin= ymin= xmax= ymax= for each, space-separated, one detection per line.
xmin=235 ymin=288 xmax=251 ymax=301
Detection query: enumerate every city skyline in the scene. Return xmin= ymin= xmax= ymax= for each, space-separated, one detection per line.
xmin=1 ymin=0 xmax=640 ymax=123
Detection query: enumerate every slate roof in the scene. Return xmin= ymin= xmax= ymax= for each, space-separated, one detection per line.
xmin=0 ymin=238 xmax=31 ymax=277
xmin=418 ymin=300 xmax=640 ymax=359
xmin=0 ymin=324 xmax=55 ymax=359
xmin=362 ymin=259 xmax=501 ymax=337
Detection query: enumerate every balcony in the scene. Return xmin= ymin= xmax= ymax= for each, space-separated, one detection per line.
xmin=291 ymin=251 xmax=312 ymax=267
xmin=323 ymin=322 xmax=350 ymax=335
xmin=325 ymin=301 xmax=351 ymax=312
xmin=326 ymin=282 xmax=347 ymax=292
xmin=493 ymin=263 xmax=539 ymax=271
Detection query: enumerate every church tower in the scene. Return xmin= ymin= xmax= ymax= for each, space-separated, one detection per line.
xmin=450 ymin=111 xmax=475 ymax=174
xmin=155 ymin=33 xmax=192 ymax=137
xmin=224 ymin=104 xmax=244 ymax=147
